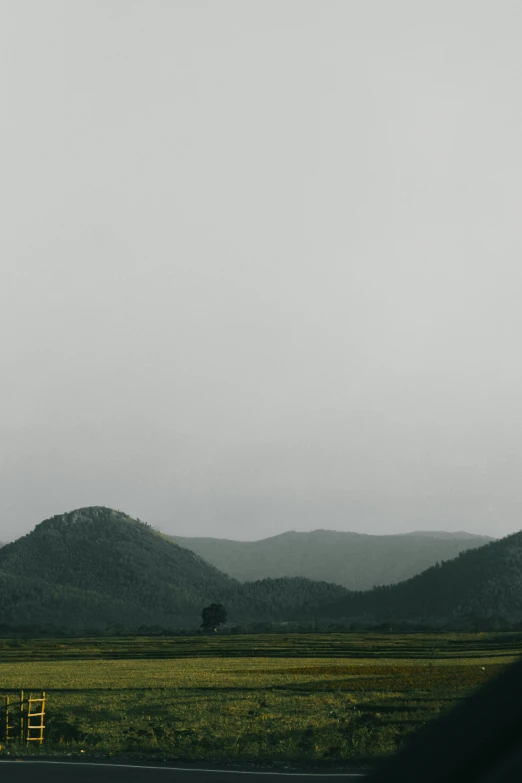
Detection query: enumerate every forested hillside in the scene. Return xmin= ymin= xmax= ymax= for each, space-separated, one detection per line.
xmin=172 ymin=529 xmax=493 ymax=590
xmin=0 ymin=507 xmax=237 ymax=628
xmin=0 ymin=507 xmax=518 ymax=634
xmin=323 ymin=531 xmax=522 ymax=626
xmin=0 ymin=507 xmax=349 ymax=632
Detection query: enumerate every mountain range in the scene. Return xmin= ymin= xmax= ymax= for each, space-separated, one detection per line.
xmin=0 ymin=507 xmax=518 ymax=633
xmin=171 ymin=529 xmax=493 ymax=590
xmin=0 ymin=507 xmax=347 ymax=631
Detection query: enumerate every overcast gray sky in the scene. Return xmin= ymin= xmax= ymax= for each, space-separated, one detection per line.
xmin=2 ymin=1 xmax=522 ymax=542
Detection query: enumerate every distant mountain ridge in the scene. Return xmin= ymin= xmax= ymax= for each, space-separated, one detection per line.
xmin=171 ymin=529 xmax=494 ymax=590
xmin=407 ymin=531 xmax=490 ymax=540
xmin=0 ymin=507 xmax=515 ymax=633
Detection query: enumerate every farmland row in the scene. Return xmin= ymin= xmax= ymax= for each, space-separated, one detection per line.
xmin=1 ymin=632 xmax=522 ymax=662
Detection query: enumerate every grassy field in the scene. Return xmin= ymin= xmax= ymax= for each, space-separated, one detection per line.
xmin=0 ymin=632 xmax=520 ymax=764
xmin=1 ymin=631 xmax=522 ymax=661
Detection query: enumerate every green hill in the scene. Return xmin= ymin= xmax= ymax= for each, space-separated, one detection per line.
xmin=0 ymin=507 xmax=239 ymax=629
xmin=0 ymin=507 xmax=349 ymax=632
xmin=323 ymin=531 xmax=522 ymax=627
xmin=171 ymin=529 xmax=493 ymax=590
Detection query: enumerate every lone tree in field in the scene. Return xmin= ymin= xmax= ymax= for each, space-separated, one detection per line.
xmin=201 ymin=602 xmax=227 ymax=632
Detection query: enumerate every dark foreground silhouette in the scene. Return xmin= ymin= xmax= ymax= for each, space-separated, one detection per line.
xmin=367 ymin=654 xmax=522 ymax=782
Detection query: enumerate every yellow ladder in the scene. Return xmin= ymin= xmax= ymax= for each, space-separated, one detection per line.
xmin=4 ymin=695 xmax=15 ymax=742
xmin=26 ymin=692 xmax=46 ymax=744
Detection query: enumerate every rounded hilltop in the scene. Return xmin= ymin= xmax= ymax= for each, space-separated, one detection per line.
xmin=39 ymin=505 xmax=141 ymax=529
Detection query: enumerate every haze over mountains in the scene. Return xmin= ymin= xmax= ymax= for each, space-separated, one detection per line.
xmin=326 ymin=530 xmax=522 ymax=627
xmin=172 ymin=530 xmax=493 ymax=590
xmin=0 ymin=506 xmax=519 ymax=634
xmin=0 ymin=508 xmax=347 ymax=631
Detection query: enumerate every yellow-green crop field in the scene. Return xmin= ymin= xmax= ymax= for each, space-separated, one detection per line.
xmin=0 ymin=633 xmax=520 ymax=764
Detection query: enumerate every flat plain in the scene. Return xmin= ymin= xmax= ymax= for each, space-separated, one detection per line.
xmin=0 ymin=632 xmax=520 ymax=764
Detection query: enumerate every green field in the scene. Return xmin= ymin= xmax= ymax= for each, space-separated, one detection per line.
xmin=0 ymin=633 xmax=520 ymax=764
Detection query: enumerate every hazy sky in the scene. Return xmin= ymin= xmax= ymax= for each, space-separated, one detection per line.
xmin=2 ymin=1 xmax=522 ymax=542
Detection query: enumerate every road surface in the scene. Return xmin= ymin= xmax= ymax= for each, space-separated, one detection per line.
xmin=0 ymin=760 xmax=366 ymax=782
